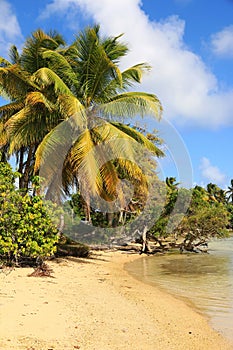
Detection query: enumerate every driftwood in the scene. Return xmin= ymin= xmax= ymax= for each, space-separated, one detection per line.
xmin=115 ymin=244 xmax=141 ymax=252
xmin=56 ymin=243 xmax=90 ymax=258
xmin=109 ymin=236 xmax=209 ymax=255
xmin=141 ymin=225 xmax=150 ymax=254
xmin=28 ymin=262 xmax=54 ymax=277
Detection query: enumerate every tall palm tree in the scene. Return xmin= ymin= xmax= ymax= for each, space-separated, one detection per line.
xmin=36 ymin=26 xmax=163 ymax=203
xmin=0 ymin=26 xmax=163 ymax=220
xmin=226 ymin=179 xmax=233 ymax=203
xmin=0 ymin=29 xmax=66 ymax=190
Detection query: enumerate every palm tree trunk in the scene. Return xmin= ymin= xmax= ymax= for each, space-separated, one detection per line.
xmin=18 ymin=148 xmax=25 ymax=189
xmin=84 ymin=196 xmax=92 ymax=223
xmin=106 ymin=212 xmax=114 ymax=227
xmin=57 ymin=214 xmax=64 ymax=238
xmin=20 ymin=146 xmax=33 ymax=191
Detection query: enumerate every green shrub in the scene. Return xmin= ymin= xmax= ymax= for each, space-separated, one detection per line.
xmin=0 ymin=162 xmax=58 ymax=266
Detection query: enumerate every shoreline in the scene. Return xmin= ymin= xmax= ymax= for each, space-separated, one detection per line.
xmin=0 ymin=251 xmax=233 ymax=349
xmin=124 ymin=252 xmax=228 ymax=336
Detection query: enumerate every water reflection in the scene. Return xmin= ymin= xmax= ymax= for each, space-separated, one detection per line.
xmin=126 ymin=237 xmax=233 ymax=342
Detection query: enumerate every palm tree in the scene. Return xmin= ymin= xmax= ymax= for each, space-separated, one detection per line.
xmin=165 ymin=177 xmax=179 ymax=190
xmin=0 ymin=29 xmax=66 ymax=190
xmin=215 ymin=189 xmax=226 ymax=204
xmin=226 ymin=179 xmax=233 ymax=203
xmin=206 ymin=183 xmax=226 ymax=204
xmin=0 ymin=26 xmax=163 ymax=221
xmin=37 ymin=26 xmax=163 ymax=202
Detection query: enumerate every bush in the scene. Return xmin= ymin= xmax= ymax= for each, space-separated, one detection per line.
xmin=0 ymin=162 xmax=58 ymax=266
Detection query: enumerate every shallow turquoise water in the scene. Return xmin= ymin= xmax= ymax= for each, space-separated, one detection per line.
xmin=126 ymin=237 xmax=233 ymax=342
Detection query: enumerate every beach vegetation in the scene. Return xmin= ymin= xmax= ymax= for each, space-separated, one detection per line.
xmin=0 ymin=161 xmax=58 ymax=266
xmin=0 ymin=25 xmax=232 ymax=257
xmin=148 ymin=182 xmax=230 ymax=253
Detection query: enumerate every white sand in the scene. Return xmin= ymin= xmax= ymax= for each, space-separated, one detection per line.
xmin=0 ymin=251 xmax=232 ymax=350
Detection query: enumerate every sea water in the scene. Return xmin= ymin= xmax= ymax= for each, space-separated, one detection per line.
xmin=126 ymin=237 xmax=233 ymax=342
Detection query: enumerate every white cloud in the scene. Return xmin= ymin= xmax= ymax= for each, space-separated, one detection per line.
xmin=0 ymin=0 xmax=22 ymax=55
xmin=200 ymin=157 xmax=226 ymax=185
xmin=39 ymin=0 xmax=76 ymax=18
xmin=39 ymin=0 xmax=233 ymax=127
xmin=211 ymin=25 xmax=233 ymax=58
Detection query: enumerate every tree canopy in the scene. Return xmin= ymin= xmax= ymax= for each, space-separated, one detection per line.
xmin=0 ymin=26 xmax=163 ymax=212
xmin=0 ymin=25 xmax=232 ymax=261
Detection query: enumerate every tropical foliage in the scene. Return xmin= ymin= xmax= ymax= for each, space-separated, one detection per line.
xmin=148 ymin=181 xmax=230 ymax=253
xmin=0 ymin=161 xmax=58 ymax=266
xmin=0 ymin=26 xmax=163 ymax=214
xmin=1 ymin=25 xmax=232 ymax=259
xmin=63 ymin=176 xmax=232 ymax=251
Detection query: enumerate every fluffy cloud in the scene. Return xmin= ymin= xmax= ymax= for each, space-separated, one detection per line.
xmin=39 ymin=0 xmax=77 ymax=18
xmin=200 ymin=157 xmax=226 ymax=185
xmin=0 ymin=0 xmax=22 ymax=55
xmin=211 ymin=25 xmax=233 ymax=58
xmin=39 ymin=0 xmax=233 ymax=127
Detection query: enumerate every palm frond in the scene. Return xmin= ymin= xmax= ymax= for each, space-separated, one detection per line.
xmin=25 ymin=91 xmax=55 ymax=112
xmin=121 ymin=63 xmax=151 ymax=87
xmin=74 ymin=26 xmax=123 ymax=105
xmin=102 ymin=32 xmax=128 ymax=62
xmin=116 ymin=157 xmax=147 ymax=183
xmin=0 ymin=122 xmax=8 ymax=147
xmin=110 ymin=122 xmax=164 ymax=157
xmin=42 ymin=49 xmax=79 ymax=87
xmin=5 ymin=107 xmax=33 ymax=152
xmin=0 ymin=101 xmax=24 ymax=121
xmin=68 ymin=129 xmax=102 ymax=195
xmin=34 ymin=118 xmax=76 ymax=171
xmin=0 ymin=65 xmax=34 ymax=100
xmin=89 ymin=121 xmax=137 ymax=162
xmin=32 ymin=67 xmax=72 ymax=95
xmin=98 ymin=91 xmax=163 ymax=120
xmin=46 ymin=29 xmax=66 ymax=46
xmin=0 ymin=56 xmax=12 ymax=67
xmin=90 ymin=121 xmax=159 ymax=185
xmin=8 ymin=45 xmax=20 ymax=64
xmin=5 ymin=106 xmax=58 ymax=153
xmin=57 ymin=95 xmax=87 ymax=126
xmin=31 ymin=95 xmax=87 ymax=196
xmin=96 ymin=63 xmax=152 ymax=100
xmin=20 ymin=29 xmax=62 ymax=73
xmin=98 ymin=160 xmax=119 ymax=200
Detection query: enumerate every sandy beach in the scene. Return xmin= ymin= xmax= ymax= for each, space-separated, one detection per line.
xmin=0 ymin=251 xmax=233 ymax=350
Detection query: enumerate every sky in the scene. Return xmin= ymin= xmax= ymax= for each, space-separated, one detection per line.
xmin=0 ymin=0 xmax=233 ymax=189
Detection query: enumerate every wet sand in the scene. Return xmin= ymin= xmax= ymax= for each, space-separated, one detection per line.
xmin=0 ymin=251 xmax=232 ymax=349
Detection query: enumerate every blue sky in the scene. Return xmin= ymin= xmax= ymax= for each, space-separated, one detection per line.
xmin=1 ymin=0 xmax=233 ymax=188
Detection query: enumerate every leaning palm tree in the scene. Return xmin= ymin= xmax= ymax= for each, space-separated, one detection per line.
xmin=0 ymin=26 xmax=163 ymax=220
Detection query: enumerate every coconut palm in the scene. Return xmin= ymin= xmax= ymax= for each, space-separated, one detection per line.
xmin=36 ymin=26 xmax=163 ymax=202
xmin=0 ymin=29 xmax=66 ymax=189
xmin=0 ymin=26 xmax=163 ymax=219
xmin=226 ymin=179 xmax=233 ymax=203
